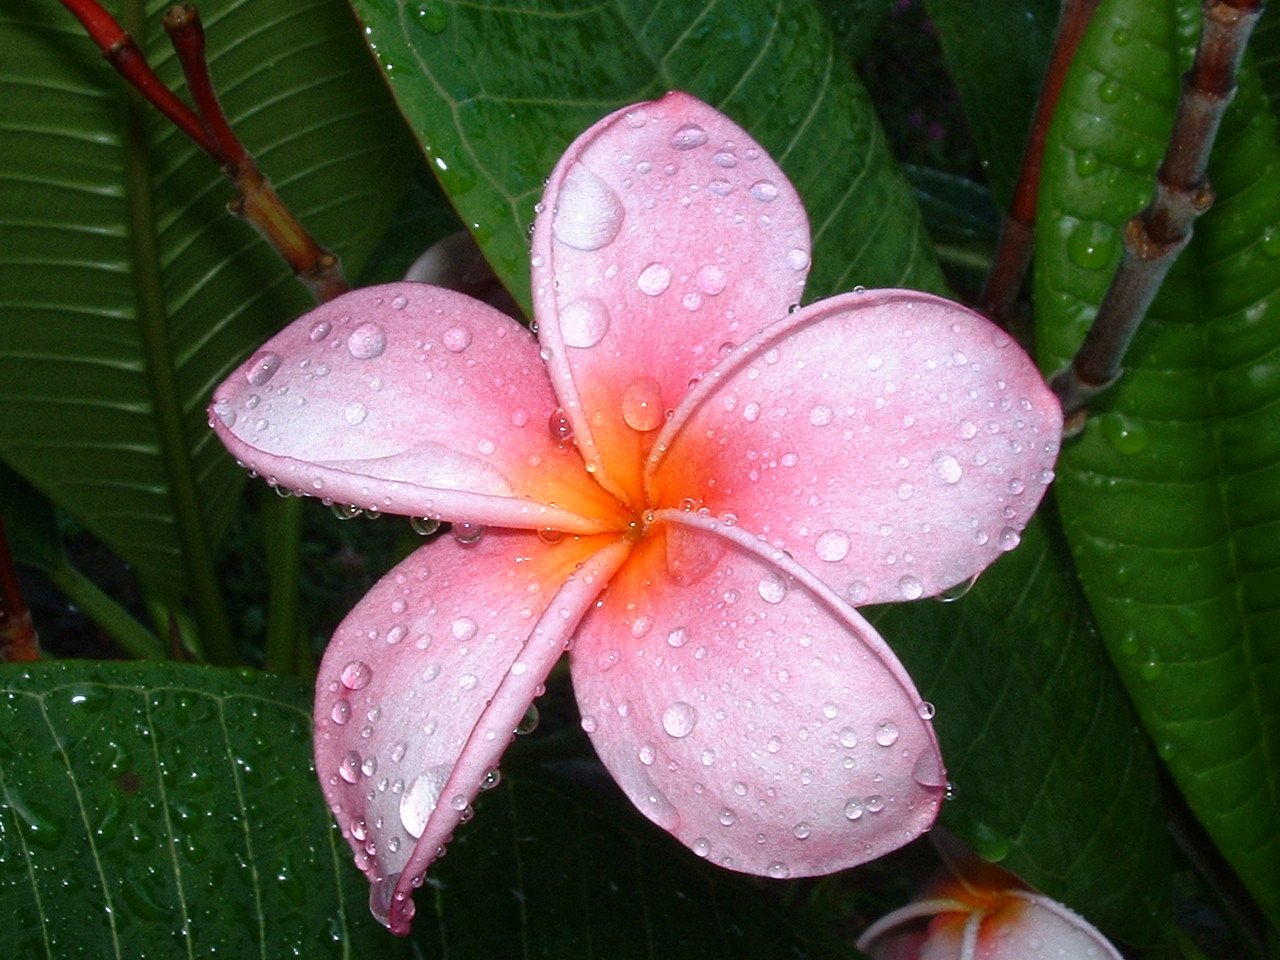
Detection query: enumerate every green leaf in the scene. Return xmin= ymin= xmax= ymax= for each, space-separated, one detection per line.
xmin=1034 ymin=0 xmax=1280 ymax=928
xmin=871 ymin=510 xmax=1170 ymax=946
xmin=0 ymin=661 xmax=387 ymax=957
xmin=350 ymin=0 xmax=946 ymax=311
xmin=924 ymin=0 xmax=1061 ymax=210
xmin=815 ymin=0 xmax=894 ymax=64
xmin=0 ymin=0 xmax=415 ymax=601
xmin=413 ymin=762 xmax=853 ymax=960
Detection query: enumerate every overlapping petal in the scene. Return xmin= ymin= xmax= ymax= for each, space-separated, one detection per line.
xmin=210 ymin=283 xmax=628 ymax=532
xmin=532 ymin=91 xmax=811 ymax=506
xmin=569 ymin=510 xmax=944 ymax=877
xmin=314 ymin=528 xmax=630 ymax=935
xmin=647 ymin=290 xmax=1062 ymax=605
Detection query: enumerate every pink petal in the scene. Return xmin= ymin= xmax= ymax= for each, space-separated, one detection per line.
xmin=648 ymin=289 xmax=1062 ymax=605
xmin=569 ymin=509 xmax=945 ymax=877
xmin=976 ymin=892 xmax=1126 ymax=960
xmin=210 ymin=282 xmax=627 ymax=532
xmin=531 ymin=91 xmax=811 ymax=506
xmin=314 ymin=528 xmax=630 ymax=935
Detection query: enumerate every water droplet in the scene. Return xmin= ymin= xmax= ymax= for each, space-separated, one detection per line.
xmin=666 ymin=627 xmax=688 ymax=648
xmin=792 ymin=822 xmax=811 ymax=840
xmin=766 ymin=861 xmax=789 ymax=878
xmin=451 ymin=617 xmax=477 ymax=641
xmin=622 ymin=377 xmax=664 ymax=431
xmin=808 ymin=404 xmax=833 ymax=426
xmin=340 ymin=661 xmax=372 ymax=690
xmin=212 ymin=401 xmax=235 ymax=427
xmin=865 ymin=795 xmax=885 ymax=813
xmin=347 ymin=322 xmax=387 ymax=359
xmin=412 ymin=0 xmax=448 ymax=32
xmin=692 ymin=837 xmax=711 ymax=857
xmin=560 ymin=297 xmax=610 ymax=348
xmin=843 ymin=798 xmax=864 ymax=820
xmin=638 ymin=743 xmax=656 ymax=765
xmin=1067 ymin=221 xmax=1117 ymax=270
xmin=452 ymin=522 xmax=484 ymax=544
xmin=912 ymin=748 xmax=947 ymax=788
xmin=442 ymin=326 xmax=472 ymax=352
xmin=338 ymin=751 xmax=361 ymax=783
xmin=786 ymin=248 xmax=809 ymax=271
xmin=696 ymin=264 xmax=727 ymax=295
xmin=932 ymin=452 xmax=962 ymax=484
xmin=332 ymin=503 xmax=363 ymax=521
xmin=345 ymin=402 xmax=368 ymax=425
xmin=549 ymin=408 xmax=574 ymax=442
xmin=553 ymin=162 xmax=624 ymax=251
xmin=815 ymin=529 xmax=851 ymax=563
xmin=898 ymin=575 xmax=923 ymax=600
xmin=309 ymin=320 xmax=331 ymax=342
xmin=458 ymin=673 xmax=478 ymax=690
xmin=411 ymin=516 xmax=441 ymax=536
xmin=516 ymin=704 xmax=540 ymax=735
xmin=480 ymin=768 xmax=501 ymax=791
xmin=1099 ymin=412 xmax=1149 ymax=455
xmin=875 ymin=720 xmax=900 ymax=747
xmin=1098 ymin=78 xmax=1121 ymax=103
xmin=917 ymin=701 xmax=936 ymax=720
xmin=400 ymin=767 xmax=450 ymax=838
xmin=661 ymin=701 xmax=697 ymax=738
xmin=670 ymin=123 xmax=708 ymax=150
xmin=1075 ymin=151 xmax=1100 ymax=178
xmin=580 ymin=714 xmax=598 ymax=733
xmin=330 ymin=700 xmax=351 ymax=725
xmin=997 ymin=527 xmax=1021 ymax=552
xmin=718 ymin=807 xmax=737 ymax=826
xmin=838 ymin=727 xmax=858 ymax=748
xmin=757 ymin=574 xmax=787 ymax=604
xmin=246 ymin=351 xmax=282 ymax=386
xmin=750 ymin=179 xmax=779 ymax=202
xmin=637 ymin=262 xmax=671 ymax=296
xmin=1262 ymin=225 xmax=1280 ymax=257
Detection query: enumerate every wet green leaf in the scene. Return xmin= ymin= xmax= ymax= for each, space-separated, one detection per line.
xmin=1035 ymin=0 xmax=1280 ymax=928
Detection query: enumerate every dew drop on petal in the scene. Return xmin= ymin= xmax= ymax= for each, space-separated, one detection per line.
xmin=452 ymin=522 xmax=484 ymax=544
xmin=636 ymin=262 xmax=672 ymax=296
xmin=340 ymin=660 xmax=372 ymax=690
xmin=442 ymin=326 xmax=472 ymax=352
xmin=671 ymin=123 xmax=708 ymax=150
xmin=246 ymin=351 xmax=282 ymax=386
xmin=400 ymin=767 xmax=449 ymax=839
xmin=696 ymin=264 xmax=727 ymax=295
xmin=917 ymin=701 xmax=936 ymax=720
xmin=844 ymin=798 xmax=864 ymax=820
xmin=750 ymin=179 xmax=779 ymax=202
xmin=998 ymin=526 xmax=1022 ymax=551
xmin=757 ymin=574 xmax=787 ymax=604
xmin=338 ymin=751 xmax=361 ymax=783
xmin=898 ymin=575 xmax=924 ymax=600
xmin=622 ymin=377 xmax=664 ymax=432
xmin=766 ymin=861 xmax=789 ymax=878
xmin=792 ymin=822 xmax=811 ymax=840
xmin=309 ymin=320 xmax=331 ymax=342
xmin=661 ymin=701 xmax=697 ymax=738
xmin=451 ymin=617 xmax=477 ymax=641
xmin=553 ymin=162 xmax=624 ymax=251
xmin=549 ymin=408 xmax=574 ymax=442
xmin=692 ymin=837 xmax=711 ymax=857
xmin=815 ymin=529 xmax=851 ymax=563
xmin=347 ymin=322 xmax=387 ymax=360
xmin=560 ymin=297 xmax=610 ymax=348
xmin=875 ymin=721 xmax=900 ymax=747
xmin=932 ymin=452 xmax=963 ymax=484
xmin=912 ymin=748 xmax=947 ymax=788
xmin=345 ymin=402 xmax=368 ymax=425
xmin=666 ymin=627 xmax=688 ymax=648
xmin=330 ymin=700 xmax=351 ymax=725
xmin=808 ymin=404 xmax=833 ymax=426
xmin=638 ymin=743 xmax=656 ymax=765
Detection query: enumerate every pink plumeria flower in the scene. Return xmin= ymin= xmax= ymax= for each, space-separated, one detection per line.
xmin=858 ymin=858 xmax=1126 ymax=960
xmin=210 ymin=92 xmax=1061 ymax=934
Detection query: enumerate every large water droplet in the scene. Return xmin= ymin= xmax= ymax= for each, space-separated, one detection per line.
xmin=843 ymin=798 xmax=864 ymax=820
xmin=442 ymin=326 xmax=472 ymax=352
xmin=400 ymin=766 xmax=450 ymax=838
xmin=815 ymin=529 xmax=851 ymax=563
xmin=622 ymin=377 xmax=664 ymax=432
xmin=898 ymin=575 xmax=923 ymax=600
xmin=875 ymin=720 xmax=900 ymax=746
xmin=553 ymin=162 xmax=624 ymax=251
xmin=636 ymin=262 xmax=672 ymax=296
xmin=932 ymin=452 xmax=963 ymax=484
xmin=661 ymin=701 xmax=697 ymax=738
xmin=1067 ymin=221 xmax=1117 ymax=270
xmin=912 ymin=748 xmax=947 ymax=788
xmin=246 ymin=351 xmax=282 ymax=386
xmin=757 ymin=573 xmax=787 ymax=604
xmin=1099 ymin=412 xmax=1149 ymax=455
xmin=340 ymin=661 xmax=372 ymax=690
xmin=560 ymin=297 xmax=611 ymax=348
xmin=670 ymin=123 xmax=708 ymax=150
xmin=347 ymin=322 xmax=387 ymax=360
xmin=750 ymin=180 xmax=779 ymax=202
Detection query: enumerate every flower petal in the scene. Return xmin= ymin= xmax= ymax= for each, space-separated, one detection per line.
xmin=313 ymin=528 xmax=630 ymax=935
xmin=532 ymin=91 xmax=811 ymax=506
xmin=648 ymin=289 xmax=1062 ymax=605
xmin=569 ymin=509 xmax=944 ymax=877
xmin=210 ymin=282 xmax=627 ymax=532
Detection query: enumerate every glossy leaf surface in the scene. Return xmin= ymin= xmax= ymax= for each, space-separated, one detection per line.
xmin=349 ymin=0 xmax=946 ymax=311
xmin=0 ymin=0 xmax=414 ymax=596
xmin=1035 ymin=0 xmax=1280 ymax=927
xmin=873 ymin=512 xmax=1169 ymax=946
xmin=0 ymin=661 xmax=386 ymax=958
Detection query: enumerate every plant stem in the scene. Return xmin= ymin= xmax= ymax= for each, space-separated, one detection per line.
xmin=261 ymin=490 xmax=304 ymax=674
xmin=44 ymin=563 xmax=168 ymax=661
xmin=0 ymin=519 xmax=40 ymax=662
xmin=1051 ymin=0 xmax=1265 ymax=417
xmin=120 ymin=0 xmax=240 ymax=665
xmin=57 ymin=0 xmax=350 ymax=301
xmin=979 ymin=0 xmax=1101 ymax=329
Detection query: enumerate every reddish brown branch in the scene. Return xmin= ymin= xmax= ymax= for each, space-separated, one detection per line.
xmin=59 ymin=0 xmax=349 ymax=302
xmin=1052 ymin=0 xmax=1264 ymax=416
xmin=0 ymin=520 xmax=40 ymax=663
xmin=979 ymin=0 xmax=1101 ymax=328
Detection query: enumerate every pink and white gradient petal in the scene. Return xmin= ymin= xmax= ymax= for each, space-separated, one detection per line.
xmin=648 ymin=289 xmax=1062 ymax=606
xmin=313 ymin=529 xmax=630 ymax=935
xmin=532 ymin=91 xmax=811 ymax=506
xmin=211 ymin=283 xmax=627 ymax=533
xmin=569 ymin=511 xmax=944 ymax=877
